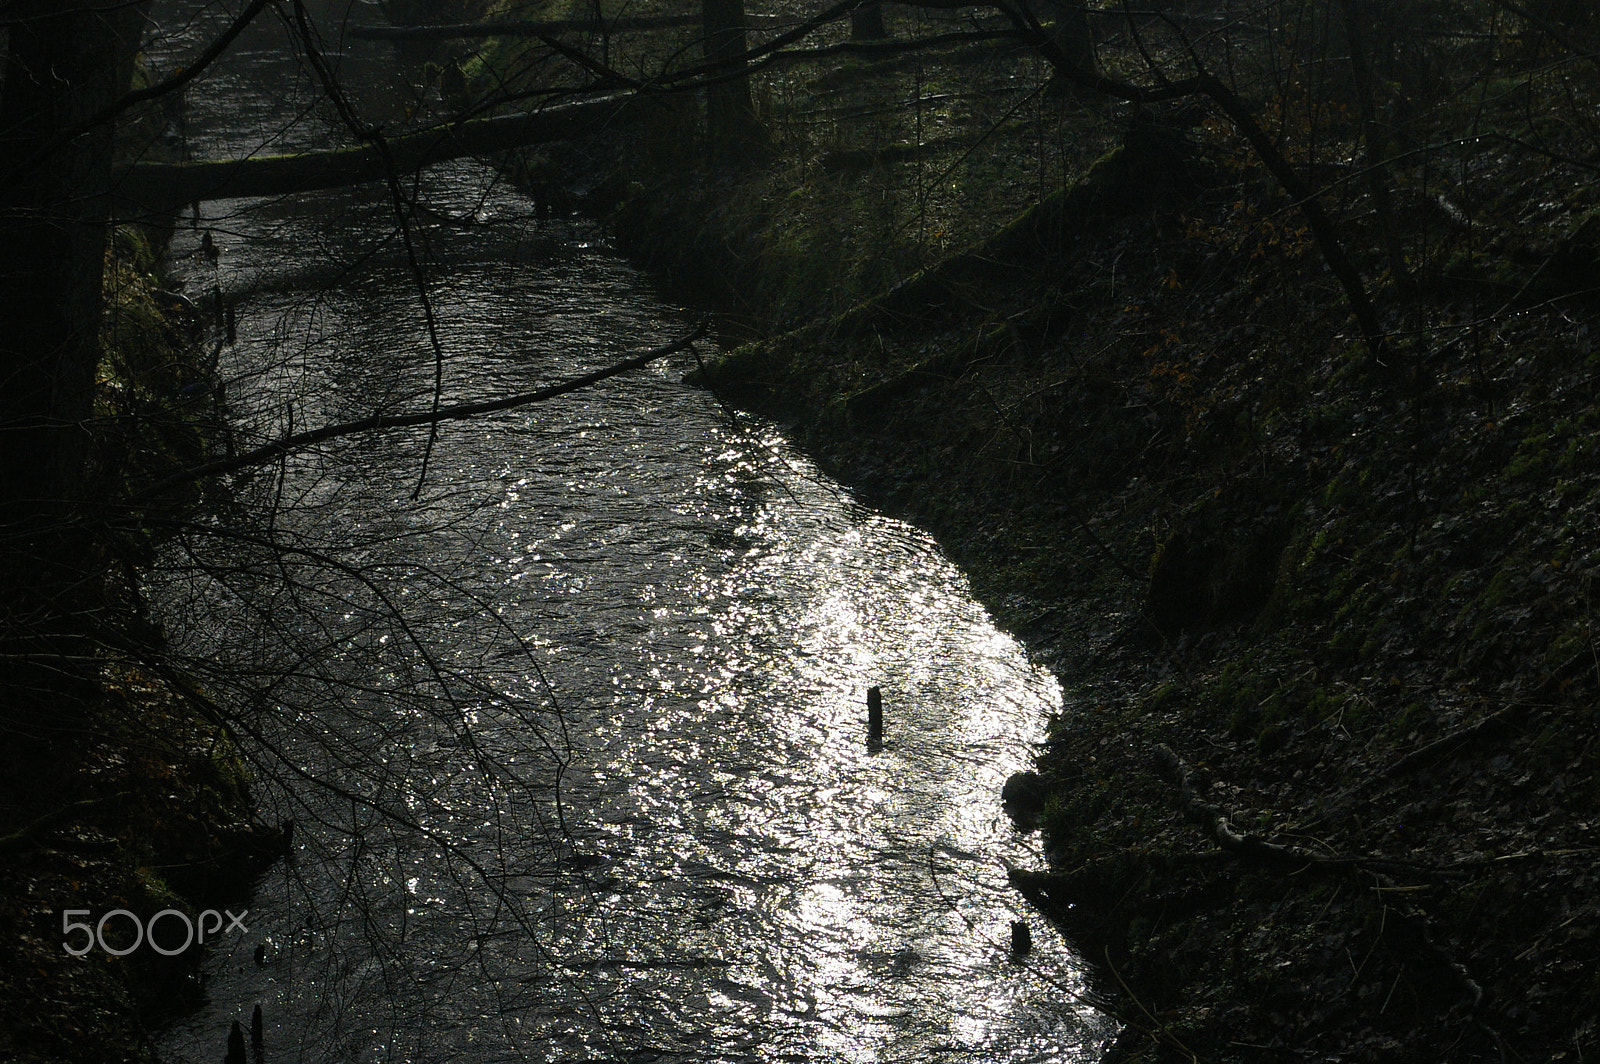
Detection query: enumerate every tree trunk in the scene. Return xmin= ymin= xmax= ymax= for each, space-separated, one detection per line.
xmin=0 ymin=1 xmax=150 ymax=724
xmin=702 ymin=0 xmax=768 ymax=168
xmin=1336 ymin=0 xmax=1412 ymax=297
xmin=0 ymin=0 xmax=149 ymax=524
xmin=851 ymin=0 xmax=888 ymax=41
xmin=1025 ymin=0 xmax=1095 ymax=75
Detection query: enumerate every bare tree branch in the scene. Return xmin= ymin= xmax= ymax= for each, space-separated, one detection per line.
xmin=131 ymin=322 xmax=709 ymax=502
xmin=5 ymin=0 xmax=270 ymax=181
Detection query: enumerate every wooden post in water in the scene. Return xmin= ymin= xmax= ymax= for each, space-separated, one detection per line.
xmin=867 ymin=686 xmax=883 ymax=752
xmin=1010 ymin=919 xmax=1032 ymax=957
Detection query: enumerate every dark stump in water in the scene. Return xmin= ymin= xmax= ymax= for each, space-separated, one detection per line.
xmin=1001 ymin=771 xmax=1047 ymax=832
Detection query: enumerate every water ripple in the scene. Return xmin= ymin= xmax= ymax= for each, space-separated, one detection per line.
xmin=147 ymin=5 xmax=1111 ymax=1062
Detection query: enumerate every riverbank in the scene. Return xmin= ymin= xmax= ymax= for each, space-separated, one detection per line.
xmin=485 ymin=9 xmax=1600 ymax=1059
xmin=0 ymin=226 xmax=284 ymax=1064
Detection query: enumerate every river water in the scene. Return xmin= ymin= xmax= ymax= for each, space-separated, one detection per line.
xmin=143 ymin=5 xmax=1111 ymax=1063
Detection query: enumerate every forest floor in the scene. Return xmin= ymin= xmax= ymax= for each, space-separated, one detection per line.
xmin=483 ymin=2 xmax=1600 ymax=1060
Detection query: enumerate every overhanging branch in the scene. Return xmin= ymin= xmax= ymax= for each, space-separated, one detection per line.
xmin=131 ymin=322 xmax=708 ymax=502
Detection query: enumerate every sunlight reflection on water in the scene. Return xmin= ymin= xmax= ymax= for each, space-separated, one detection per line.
xmin=146 ymin=5 xmax=1113 ymax=1062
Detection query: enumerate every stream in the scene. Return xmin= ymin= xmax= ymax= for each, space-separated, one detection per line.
xmin=143 ymin=4 xmax=1112 ymax=1062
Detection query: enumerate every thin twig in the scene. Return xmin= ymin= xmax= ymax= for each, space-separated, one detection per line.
xmin=131 ymin=322 xmax=708 ymax=501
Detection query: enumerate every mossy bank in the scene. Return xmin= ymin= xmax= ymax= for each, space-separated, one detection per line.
xmin=0 ymin=226 xmax=284 ymax=1064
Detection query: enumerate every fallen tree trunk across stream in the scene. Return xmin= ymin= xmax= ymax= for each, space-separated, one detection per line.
xmin=344 ymin=13 xmax=788 ymax=39
xmin=344 ymin=1 xmax=1003 ymax=40
xmin=111 ymin=93 xmax=643 ymax=214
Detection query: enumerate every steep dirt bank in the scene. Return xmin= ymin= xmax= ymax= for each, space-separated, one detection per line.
xmin=437 ymin=0 xmax=1600 ymax=1053
xmin=520 ymin=95 xmax=1600 ymax=1064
